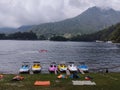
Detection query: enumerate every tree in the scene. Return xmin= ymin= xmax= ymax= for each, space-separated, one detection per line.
xmin=0 ymin=33 xmax=6 ymax=39
xmin=50 ymin=35 xmax=68 ymax=41
xmin=7 ymin=31 xmax=38 ymax=40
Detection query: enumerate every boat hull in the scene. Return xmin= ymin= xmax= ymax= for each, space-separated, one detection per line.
xmin=77 ymin=65 xmax=89 ymax=73
xmin=32 ymin=68 xmax=41 ymax=73
xmin=19 ymin=69 xmax=30 ymax=74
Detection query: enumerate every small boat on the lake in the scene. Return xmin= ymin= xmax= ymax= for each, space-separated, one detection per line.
xmin=32 ymin=61 xmax=42 ymax=73
xmin=67 ymin=62 xmax=77 ymax=72
xmin=77 ymin=62 xmax=89 ymax=73
xmin=58 ymin=63 xmax=67 ymax=72
xmin=106 ymin=41 xmax=112 ymax=43
xmin=95 ymin=40 xmax=104 ymax=43
xmin=48 ymin=62 xmax=57 ymax=73
xmin=19 ymin=62 xmax=30 ymax=74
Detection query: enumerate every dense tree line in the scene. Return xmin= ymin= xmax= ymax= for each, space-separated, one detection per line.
xmin=7 ymin=31 xmax=37 ymax=40
xmin=0 ymin=33 xmax=6 ymax=39
xmin=50 ymin=35 xmax=68 ymax=41
xmin=0 ymin=23 xmax=120 ymax=43
xmin=0 ymin=31 xmax=38 ymax=40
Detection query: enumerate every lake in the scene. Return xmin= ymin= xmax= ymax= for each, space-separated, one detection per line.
xmin=0 ymin=40 xmax=120 ymax=74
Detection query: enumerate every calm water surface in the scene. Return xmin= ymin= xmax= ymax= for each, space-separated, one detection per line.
xmin=0 ymin=40 xmax=120 ymax=74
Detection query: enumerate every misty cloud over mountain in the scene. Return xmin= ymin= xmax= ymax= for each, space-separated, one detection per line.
xmin=0 ymin=0 xmax=120 ymax=28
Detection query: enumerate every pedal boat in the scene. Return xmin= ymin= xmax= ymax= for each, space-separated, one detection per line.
xmin=58 ymin=64 xmax=67 ymax=72
xmin=19 ymin=62 xmax=30 ymax=74
xmin=67 ymin=63 xmax=77 ymax=72
xmin=77 ymin=63 xmax=89 ymax=73
xmin=32 ymin=62 xmax=42 ymax=73
xmin=48 ymin=62 xmax=57 ymax=73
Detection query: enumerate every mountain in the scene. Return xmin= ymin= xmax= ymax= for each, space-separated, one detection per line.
xmin=27 ymin=6 xmax=120 ymax=37
xmin=0 ymin=25 xmax=33 ymax=34
xmin=72 ymin=23 xmax=120 ymax=43
xmin=17 ymin=25 xmax=33 ymax=32
xmin=0 ymin=27 xmax=17 ymax=33
xmin=1 ymin=6 xmax=120 ymax=36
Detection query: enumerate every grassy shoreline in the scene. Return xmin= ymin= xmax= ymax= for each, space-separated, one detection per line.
xmin=0 ymin=73 xmax=120 ymax=90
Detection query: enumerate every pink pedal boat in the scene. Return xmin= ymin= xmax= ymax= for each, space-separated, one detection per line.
xmin=48 ymin=62 xmax=58 ymax=73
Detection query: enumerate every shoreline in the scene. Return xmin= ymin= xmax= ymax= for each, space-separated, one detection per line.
xmin=0 ymin=70 xmax=120 ymax=75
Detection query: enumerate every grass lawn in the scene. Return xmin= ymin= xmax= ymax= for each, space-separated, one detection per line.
xmin=0 ymin=73 xmax=120 ymax=90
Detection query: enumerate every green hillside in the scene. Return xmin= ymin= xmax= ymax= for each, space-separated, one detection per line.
xmin=98 ymin=23 xmax=120 ymax=43
xmin=72 ymin=23 xmax=120 ymax=43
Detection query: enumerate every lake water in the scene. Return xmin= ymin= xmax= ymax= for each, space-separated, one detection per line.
xmin=0 ymin=40 xmax=120 ymax=74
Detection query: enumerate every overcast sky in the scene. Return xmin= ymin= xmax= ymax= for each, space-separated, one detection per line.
xmin=0 ymin=0 xmax=120 ymax=28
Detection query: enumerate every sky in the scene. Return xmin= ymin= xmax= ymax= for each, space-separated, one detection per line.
xmin=0 ymin=0 xmax=120 ymax=28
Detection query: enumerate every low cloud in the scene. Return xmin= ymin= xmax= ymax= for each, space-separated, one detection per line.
xmin=0 ymin=0 xmax=120 ymax=28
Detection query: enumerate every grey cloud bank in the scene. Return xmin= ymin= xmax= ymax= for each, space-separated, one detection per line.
xmin=0 ymin=0 xmax=120 ymax=28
